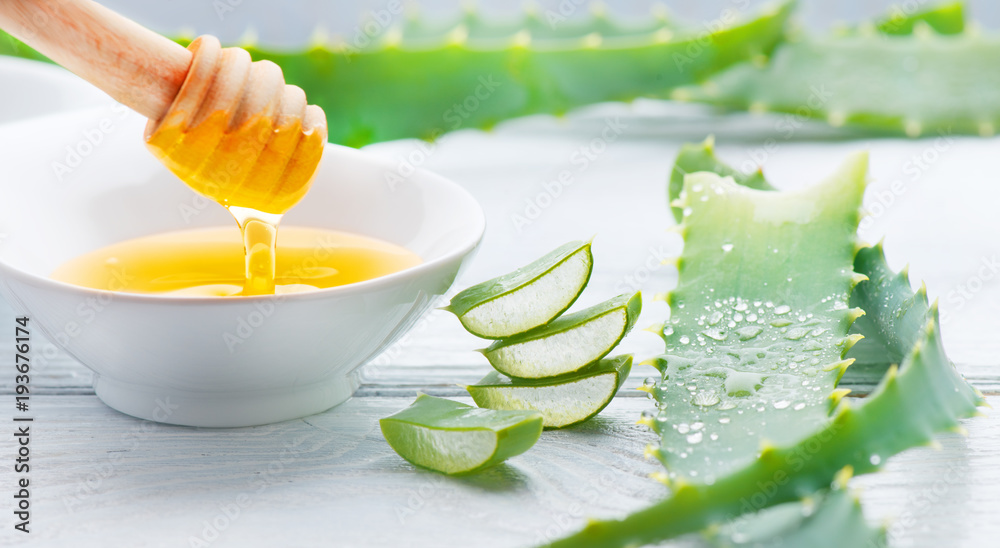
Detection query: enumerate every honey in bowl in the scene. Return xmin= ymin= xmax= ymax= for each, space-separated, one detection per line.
xmin=51 ymin=227 xmax=422 ymax=297
xmin=133 ymin=36 xmax=335 ymax=296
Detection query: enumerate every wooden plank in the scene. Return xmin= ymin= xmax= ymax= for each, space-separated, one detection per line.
xmin=0 ymin=395 xmax=665 ymax=547
xmin=1 ymin=394 xmax=996 ymax=547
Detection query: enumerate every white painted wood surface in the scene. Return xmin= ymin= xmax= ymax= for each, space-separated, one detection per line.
xmin=2 ymin=99 xmax=1000 ymax=547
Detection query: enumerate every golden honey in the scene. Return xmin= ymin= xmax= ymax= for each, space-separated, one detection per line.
xmin=145 ymin=110 xmax=325 ymax=216
xmin=140 ymin=48 xmax=329 ymax=295
xmin=145 ymin=113 xmax=325 ymax=295
xmin=51 ymin=227 xmax=422 ymax=297
xmin=63 ymin=37 xmax=339 ymax=296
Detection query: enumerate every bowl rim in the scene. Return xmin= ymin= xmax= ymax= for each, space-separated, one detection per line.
xmin=0 ymin=143 xmax=486 ymax=304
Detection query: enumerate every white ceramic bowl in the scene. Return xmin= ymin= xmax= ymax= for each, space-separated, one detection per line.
xmin=0 ymin=107 xmax=484 ymax=427
xmin=0 ymin=56 xmax=108 ymax=125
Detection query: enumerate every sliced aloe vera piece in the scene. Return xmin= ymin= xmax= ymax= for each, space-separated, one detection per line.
xmin=380 ymin=394 xmax=542 ymax=475
xmin=468 ymin=355 xmax=632 ymax=429
xmin=483 ymin=292 xmax=642 ymax=379
xmin=447 ymin=241 xmax=593 ymax=339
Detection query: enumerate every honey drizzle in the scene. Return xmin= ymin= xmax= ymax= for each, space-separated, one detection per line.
xmin=228 ymin=206 xmax=281 ymax=296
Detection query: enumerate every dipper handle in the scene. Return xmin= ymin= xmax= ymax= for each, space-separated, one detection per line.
xmin=0 ymin=0 xmax=191 ymax=120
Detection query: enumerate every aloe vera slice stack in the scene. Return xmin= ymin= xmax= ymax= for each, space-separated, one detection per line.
xmin=467 ymin=355 xmax=632 ymax=429
xmin=380 ymin=394 xmax=543 ymax=475
xmin=447 ymin=240 xmax=593 ymax=339
xmin=482 ymin=292 xmax=641 ymax=379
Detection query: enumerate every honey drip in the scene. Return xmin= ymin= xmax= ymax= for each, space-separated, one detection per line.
xmin=229 ymin=207 xmax=281 ymax=296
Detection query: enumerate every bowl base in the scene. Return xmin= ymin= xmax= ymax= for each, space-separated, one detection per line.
xmin=92 ymin=372 xmax=362 ymax=427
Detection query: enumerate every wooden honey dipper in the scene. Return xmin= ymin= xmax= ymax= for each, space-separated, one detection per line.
xmin=0 ymin=0 xmax=328 ymax=216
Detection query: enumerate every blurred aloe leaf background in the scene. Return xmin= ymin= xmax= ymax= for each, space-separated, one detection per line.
xmin=4 ymin=0 xmax=1000 ymax=146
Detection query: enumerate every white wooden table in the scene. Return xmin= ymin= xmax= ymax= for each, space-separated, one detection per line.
xmin=2 ymin=91 xmax=999 ymax=546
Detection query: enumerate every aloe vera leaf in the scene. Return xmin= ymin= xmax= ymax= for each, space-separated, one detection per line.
xmin=467 ymin=354 xmax=632 ymax=429
xmin=665 ymin=138 xmax=980 ymax=543
xmin=841 ymin=243 xmax=923 ymax=373
xmin=873 ymin=1 xmax=964 ymax=36
xmin=705 ymin=483 xmax=885 ymax=548
xmin=446 ymin=240 xmax=593 ymax=339
xmin=542 ymin=148 xmax=985 ymax=547
xmin=668 ymin=136 xmax=774 ymax=222
xmin=551 ymin=185 xmax=984 ymax=548
xmin=650 ymin=153 xmax=868 ymax=482
xmin=676 ymin=3 xmax=998 ymax=137
xmin=546 ymin=295 xmax=983 ymax=548
xmin=0 ymin=3 xmax=794 ymax=147
xmin=401 ymin=6 xmax=684 ymax=44
xmin=247 ymin=2 xmax=794 ymax=146
xmin=670 ymin=138 xmax=940 ymax=381
xmin=380 ymin=394 xmax=542 ymax=475
xmin=483 ymin=292 xmax=641 ymax=379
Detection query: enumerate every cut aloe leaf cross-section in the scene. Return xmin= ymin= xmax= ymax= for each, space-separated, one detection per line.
xmin=446 ymin=240 xmax=593 ymax=339
xmin=483 ymin=292 xmax=642 ymax=379
xmin=379 ymin=394 xmax=543 ymax=475
xmin=467 ymin=355 xmax=633 ymax=429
